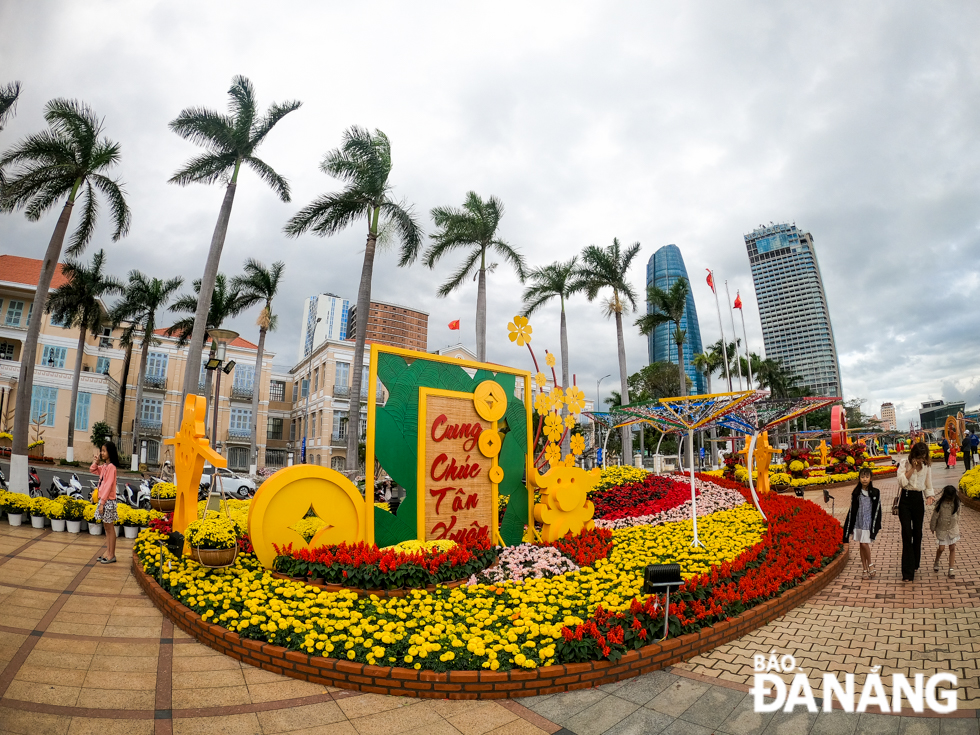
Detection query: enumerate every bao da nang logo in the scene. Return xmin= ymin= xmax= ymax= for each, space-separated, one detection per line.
xmin=750 ymin=652 xmax=958 ymax=714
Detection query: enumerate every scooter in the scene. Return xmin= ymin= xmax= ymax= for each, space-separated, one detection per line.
xmin=28 ymin=467 xmax=40 ymax=497
xmin=49 ymin=474 xmax=85 ymax=500
xmin=0 ymin=468 xmax=6 ymax=491
xmin=120 ymin=481 xmax=151 ymax=510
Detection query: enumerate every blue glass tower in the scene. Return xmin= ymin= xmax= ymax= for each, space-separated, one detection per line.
xmin=645 ymin=245 xmax=705 ymax=394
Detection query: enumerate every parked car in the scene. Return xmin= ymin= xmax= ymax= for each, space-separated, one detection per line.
xmin=199 ymin=468 xmax=256 ymax=500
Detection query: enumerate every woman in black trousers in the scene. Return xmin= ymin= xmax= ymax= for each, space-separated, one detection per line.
xmin=897 ymin=442 xmax=935 ymax=581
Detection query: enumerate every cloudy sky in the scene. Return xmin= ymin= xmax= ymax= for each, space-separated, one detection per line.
xmin=2 ymin=2 xmax=979 ymax=428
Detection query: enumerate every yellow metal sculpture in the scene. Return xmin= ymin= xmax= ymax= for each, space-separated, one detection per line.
xmin=739 ymin=431 xmax=782 ymax=495
xmin=164 ymin=395 xmax=226 ymax=548
xmin=817 ymin=439 xmax=830 ymax=467
xmin=247 ymin=464 xmax=366 ymax=570
xmin=532 ymin=466 xmax=599 ymax=543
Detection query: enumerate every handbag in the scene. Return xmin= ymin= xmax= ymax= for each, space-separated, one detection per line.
xmin=892 ymin=487 xmax=904 ymax=516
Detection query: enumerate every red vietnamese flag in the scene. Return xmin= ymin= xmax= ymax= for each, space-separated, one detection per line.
xmin=734 ymin=292 xmax=743 ymax=310
xmin=705 ymin=269 xmax=715 ymax=293
xmin=448 ymin=319 xmax=460 ymax=330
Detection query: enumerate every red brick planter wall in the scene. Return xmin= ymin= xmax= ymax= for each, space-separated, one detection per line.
xmin=133 ymin=546 xmax=849 ymax=699
xmin=959 ymin=490 xmax=980 ymax=514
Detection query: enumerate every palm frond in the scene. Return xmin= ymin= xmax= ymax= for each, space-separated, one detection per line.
xmin=252 ymin=99 xmax=303 ymax=145
xmin=168 ymin=107 xmax=236 ymax=151
xmin=88 ymin=172 xmax=131 ymax=241
xmin=380 ymin=200 xmax=424 ymax=267
xmin=0 ymin=80 xmax=22 ymax=130
xmin=66 ymin=181 xmax=97 ymax=256
xmin=436 ymin=247 xmax=482 ymax=297
xmin=168 ymin=151 xmax=237 ymax=186
xmin=283 ymin=188 xmax=366 ymax=238
xmin=243 ymin=155 xmax=290 ymax=202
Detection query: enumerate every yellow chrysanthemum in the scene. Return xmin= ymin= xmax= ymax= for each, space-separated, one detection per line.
xmin=543 ymin=414 xmax=563 ymax=442
xmin=534 ymin=392 xmax=550 ymax=414
xmin=507 ymin=315 xmax=532 ymax=346
xmin=565 ymin=415 xmax=577 ymax=429
xmin=570 ymin=434 xmax=586 ymax=455
xmin=535 ymin=372 xmax=547 ymax=388
xmin=544 ymin=443 xmax=562 ymax=464
xmin=565 ymin=386 xmax=585 ymax=415
xmin=545 ymin=352 xmax=556 ymax=368
xmin=549 ymin=387 xmax=564 ymax=412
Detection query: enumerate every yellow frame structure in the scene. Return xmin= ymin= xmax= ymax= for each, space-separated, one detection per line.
xmin=364 ymin=343 xmax=534 ymax=546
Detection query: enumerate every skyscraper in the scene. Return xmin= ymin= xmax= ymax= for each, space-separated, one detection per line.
xmin=744 ymin=223 xmax=842 ymax=397
xmin=297 ymin=293 xmax=349 ymax=362
xmin=645 ymin=244 xmax=705 ymax=394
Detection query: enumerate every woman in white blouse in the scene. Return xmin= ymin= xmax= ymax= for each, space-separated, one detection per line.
xmin=896 ymin=442 xmax=935 ymax=581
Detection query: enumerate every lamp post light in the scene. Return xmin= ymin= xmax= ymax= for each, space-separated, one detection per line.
xmin=207 ymin=328 xmax=239 ymax=453
xmin=595 ymin=374 xmax=611 ymax=467
xmin=302 ymin=318 xmax=321 ymax=465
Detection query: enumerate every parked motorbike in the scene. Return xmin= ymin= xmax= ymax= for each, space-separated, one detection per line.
xmin=120 ymin=481 xmax=151 ymax=510
xmin=49 ymin=474 xmax=85 ymax=500
xmin=0 ymin=468 xmax=6 ymax=491
xmin=28 ymin=467 xmax=40 ymax=497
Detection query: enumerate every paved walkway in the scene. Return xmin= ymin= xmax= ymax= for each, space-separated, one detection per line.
xmin=1 ymin=461 xmax=978 ymax=734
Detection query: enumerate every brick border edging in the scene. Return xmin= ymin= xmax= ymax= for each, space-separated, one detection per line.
xmin=132 ymin=546 xmax=849 ymax=699
xmin=958 ymin=490 xmax=980 ymax=514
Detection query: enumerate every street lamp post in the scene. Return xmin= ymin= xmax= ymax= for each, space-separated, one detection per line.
xmin=595 ymin=374 xmax=611 ymax=467
xmin=206 ymin=328 xmax=239 ymax=457
xmin=302 ymin=318 xmax=321 ymax=464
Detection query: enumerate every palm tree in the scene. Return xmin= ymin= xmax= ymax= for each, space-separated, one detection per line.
xmin=636 ymin=278 xmax=691 ymax=397
xmin=0 ymin=99 xmax=130 ymax=492
xmin=692 ymin=349 xmax=723 ymax=395
xmin=425 ymin=192 xmax=526 ymax=362
xmin=0 ymin=81 xmax=21 ymax=131
xmin=284 ymin=126 xmax=422 ymax=472
xmin=45 ymin=250 xmax=123 ymax=462
xmin=521 ymin=257 xmax=581 ymax=454
xmin=232 ymin=259 xmax=285 ymax=471
xmin=756 ymin=357 xmax=802 ymax=399
xmin=169 ymin=76 xmax=301 ymax=412
xmin=578 ymin=238 xmax=641 ymax=459
xmin=111 ymin=271 xmax=184 ymax=467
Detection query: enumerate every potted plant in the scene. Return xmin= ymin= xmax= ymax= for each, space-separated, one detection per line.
xmin=46 ymin=499 xmax=67 ymax=532
xmin=4 ymin=492 xmax=29 ymax=526
xmin=122 ymin=508 xmax=148 ymax=538
xmin=29 ymin=497 xmax=47 ymax=528
xmin=150 ymin=482 xmax=177 ymax=512
xmin=83 ymin=503 xmax=103 ymax=535
xmin=62 ymin=498 xmax=86 ymax=533
xmin=184 ymin=516 xmax=238 ymax=567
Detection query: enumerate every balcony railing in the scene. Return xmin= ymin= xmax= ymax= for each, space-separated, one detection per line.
xmin=99 ymin=337 xmax=113 ymax=349
xmin=143 ymin=374 xmax=166 ymax=391
xmin=231 ymin=385 xmax=253 ymax=401
xmin=333 ymin=384 xmax=350 ymax=398
xmin=137 ymin=420 xmax=163 ymax=436
xmin=330 ymin=433 xmax=347 ymax=447
xmin=227 ymin=428 xmax=251 ymax=442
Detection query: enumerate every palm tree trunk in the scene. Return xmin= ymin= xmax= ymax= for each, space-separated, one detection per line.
xmin=347 ymin=212 xmax=379 ymax=473
xmin=676 ymin=335 xmax=687 ymax=397
xmin=131 ymin=331 xmax=150 ymax=468
xmin=559 ymin=299 xmax=570 ymax=457
xmin=614 ymin=306 xmax=631 ymax=462
xmin=476 ymin=248 xmax=487 ymax=363
xmin=181 ymin=173 xmax=238 ymax=418
xmin=116 ymin=340 xmax=133 ymax=439
xmin=249 ymin=323 xmax=267 ymax=472
xmin=10 ymin=184 xmax=78 ymax=493
xmin=65 ymin=327 xmax=86 ymax=462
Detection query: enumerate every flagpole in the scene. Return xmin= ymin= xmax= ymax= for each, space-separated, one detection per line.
xmin=725 ymin=281 xmax=743 ymax=390
xmin=737 ymin=293 xmax=754 ymax=388
xmin=707 ymin=270 xmax=732 ymax=391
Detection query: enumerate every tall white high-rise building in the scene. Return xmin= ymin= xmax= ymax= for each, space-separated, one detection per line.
xmin=297 ymin=293 xmax=350 ymax=362
xmin=744 ymin=223 xmax=842 ymax=397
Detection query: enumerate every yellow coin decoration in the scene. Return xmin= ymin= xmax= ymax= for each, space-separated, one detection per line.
xmin=478 ymin=429 xmax=503 ymax=458
xmin=489 ymin=466 xmax=504 ymax=484
xmin=473 ymin=380 xmax=507 ymax=422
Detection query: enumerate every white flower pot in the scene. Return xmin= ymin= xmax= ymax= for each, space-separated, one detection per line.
xmin=8 ymin=513 xmax=24 ymax=527
xmin=66 ymin=520 xmax=82 ymax=534
xmin=123 ymin=525 xmax=139 ymax=539
xmin=51 ymin=519 xmax=67 ymax=532
xmin=31 ymin=515 xmax=45 ymax=529
xmin=88 ymin=523 xmax=103 ymax=535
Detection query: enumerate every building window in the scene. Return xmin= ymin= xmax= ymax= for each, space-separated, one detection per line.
xmin=140 ymin=398 xmax=163 ymax=424
xmin=270 ymin=380 xmax=285 ymax=402
xmin=333 ymin=410 xmax=348 ymax=439
xmin=313 ymin=367 xmax=319 ymax=392
xmin=49 ymin=312 xmax=68 ymax=328
xmin=145 ymin=439 xmax=160 ymax=465
xmin=292 ymin=382 xmax=299 ymax=402
xmin=0 ymin=342 xmax=14 ymax=360
xmin=233 ymin=364 xmax=255 ymax=391
xmin=265 ymin=448 xmax=287 ymax=468
xmin=267 ymin=417 xmax=283 ymax=441
xmin=146 ymin=352 xmax=168 ymax=378
xmin=228 ymin=446 xmax=249 ymax=471
xmin=42 ymin=345 xmax=67 ymax=368
xmin=96 ymin=356 xmax=110 ymax=374
xmin=311 ymin=412 xmax=317 ymax=437
xmin=31 ymin=386 xmax=58 ymax=426
xmin=335 ymin=362 xmax=350 ymax=387
xmin=4 ymin=301 xmax=24 ymax=327
xmin=75 ymin=392 xmax=91 ymax=431
xmin=229 ymin=408 xmax=252 ymax=433
xmin=331 ymin=456 xmax=345 ymax=471
xmin=289 ymin=420 xmax=296 ymax=442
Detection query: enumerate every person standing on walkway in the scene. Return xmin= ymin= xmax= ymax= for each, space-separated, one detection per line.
xmin=842 ymin=467 xmax=882 ymax=578
xmin=971 ymin=431 xmax=979 ymax=464
xmin=90 ymin=441 xmax=120 ymax=564
xmin=961 ymin=431 xmax=973 ymax=472
xmin=897 ymin=442 xmax=935 ymax=582
xmin=930 ymin=484 xmax=960 ymax=578
xmin=940 ymin=436 xmax=950 ymax=466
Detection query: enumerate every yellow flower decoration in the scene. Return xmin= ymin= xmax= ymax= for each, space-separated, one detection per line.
xmin=545 ymin=352 xmax=556 ymax=368
xmin=564 ymin=454 xmax=577 ymax=467
xmin=565 ymin=415 xmax=577 ymax=429
xmin=535 ymin=372 xmax=547 ymax=388
xmin=565 ymin=386 xmax=585 ymax=415
xmin=570 ymin=434 xmax=586 ymax=455
xmin=549 ymin=387 xmax=565 ymax=412
xmin=544 ymin=443 xmax=562 ymax=464
xmin=534 ymin=392 xmax=550 ymax=414
xmin=507 ymin=315 xmax=532 ymax=346
xmin=543 ymin=413 xmax=564 ymax=442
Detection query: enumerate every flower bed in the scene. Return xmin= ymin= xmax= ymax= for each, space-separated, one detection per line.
xmin=591 ymin=474 xmax=693 ymax=520
xmin=594 ymin=481 xmax=745 ymax=531
xmin=959 ymin=467 xmax=980 ymax=500
xmin=590 ymin=465 xmax=649 ymax=493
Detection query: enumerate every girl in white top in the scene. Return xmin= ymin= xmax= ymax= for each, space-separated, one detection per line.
xmin=896 ymin=442 xmax=934 ymax=581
